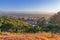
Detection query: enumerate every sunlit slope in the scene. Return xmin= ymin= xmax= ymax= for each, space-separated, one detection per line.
xmin=0 ymin=17 xmax=29 ymax=32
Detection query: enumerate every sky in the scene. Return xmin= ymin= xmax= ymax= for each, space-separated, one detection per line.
xmin=0 ymin=0 xmax=60 ymax=13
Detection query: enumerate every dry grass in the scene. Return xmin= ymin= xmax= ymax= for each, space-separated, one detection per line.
xmin=0 ymin=32 xmax=60 ymax=40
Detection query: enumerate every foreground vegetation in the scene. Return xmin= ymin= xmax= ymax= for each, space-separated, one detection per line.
xmin=0 ymin=16 xmax=41 ymax=33
xmin=0 ymin=11 xmax=60 ymax=34
xmin=0 ymin=16 xmax=60 ymax=33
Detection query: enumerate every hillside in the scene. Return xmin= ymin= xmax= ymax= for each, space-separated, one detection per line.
xmin=0 ymin=17 xmax=29 ymax=33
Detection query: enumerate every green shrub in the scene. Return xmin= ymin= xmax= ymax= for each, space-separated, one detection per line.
xmin=42 ymin=24 xmax=60 ymax=33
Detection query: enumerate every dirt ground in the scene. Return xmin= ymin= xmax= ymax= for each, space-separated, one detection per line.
xmin=0 ymin=32 xmax=60 ymax=40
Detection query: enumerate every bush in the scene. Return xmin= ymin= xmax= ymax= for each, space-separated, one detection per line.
xmin=24 ymin=26 xmax=41 ymax=33
xmin=42 ymin=24 xmax=60 ymax=33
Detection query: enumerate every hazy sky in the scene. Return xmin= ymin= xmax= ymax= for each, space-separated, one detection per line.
xmin=0 ymin=0 xmax=60 ymax=12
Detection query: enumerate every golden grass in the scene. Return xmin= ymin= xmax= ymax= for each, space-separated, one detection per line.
xmin=0 ymin=32 xmax=60 ymax=40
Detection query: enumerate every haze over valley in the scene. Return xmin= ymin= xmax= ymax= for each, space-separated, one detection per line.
xmin=0 ymin=11 xmax=54 ymax=20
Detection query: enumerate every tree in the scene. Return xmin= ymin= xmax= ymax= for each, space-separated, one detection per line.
xmin=49 ymin=11 xmax=60 ymax=25
xmin=37 ymin=17 xmax=46 ymax=27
